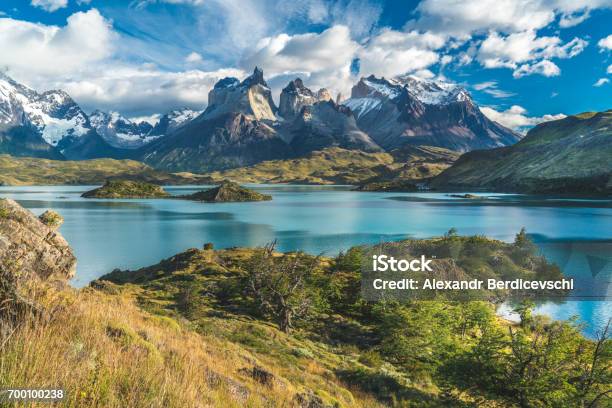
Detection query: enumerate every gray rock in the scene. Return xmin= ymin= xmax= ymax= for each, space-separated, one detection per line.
xmin=0 ymin=199 xmax=76 ymax=281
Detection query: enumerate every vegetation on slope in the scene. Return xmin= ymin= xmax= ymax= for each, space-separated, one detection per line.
xmin=0 ymin=154 xmax=212 ymax=186
xmin=1 ymin=198 xmax=609 ymax=407
xmin=206 ymin=146 xmax=458 ymax=185
xmin=179 ymin=181 xmax=272 ymax=202
xmin=98 ymin=232 xmax=611 ymax=407
xmin=82 ymin=180 xmax=170 ymax=199
xmin=432 ymin=110 xmax=612 ymax=195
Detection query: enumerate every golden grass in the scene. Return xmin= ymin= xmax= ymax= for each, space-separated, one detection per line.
xmin=0 ymin=282 xmax=383 ymax=408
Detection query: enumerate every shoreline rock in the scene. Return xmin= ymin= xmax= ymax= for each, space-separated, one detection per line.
xmin=0 ymin=199 xmax=76 ymax=281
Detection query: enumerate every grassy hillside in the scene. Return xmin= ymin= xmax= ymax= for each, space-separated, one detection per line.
xmin=0 ymin=155 xmax=212 ymax=186
xmin=207 ymin=146 xmax=458 ymax=185
xmin=1 ymin=233 xmax=610 ymax=407
xmin=432 ymin=110 xmax=612 ymax=194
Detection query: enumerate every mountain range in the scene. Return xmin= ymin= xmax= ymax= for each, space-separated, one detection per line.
xmin=0 ymin=68 xmax=520 ymax=172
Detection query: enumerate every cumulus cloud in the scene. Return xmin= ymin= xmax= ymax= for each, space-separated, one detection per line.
xmin=357 ymin=29 xmax=443 ymax=79
xmin=598 ymin=34 xmax=612 ymax=50
xmin=608 ymin=65 xmax=612 ymax=74
xmin=31 ymin=0 xmax=68 ymax=12
xmin=413 ymin=0 xmax=612 ymax=36
xmin=0 ymin=9 xmax=245 ymax=116
xmin=0 ymin=9 xmax=115 ymax=77
xmin=513 ymin=60 xmax=561 ymax=78
xmin=481 ymin=105 xmax=566 ymax=131
xmin=477 ymin=31 xmax=587 ymax=76
xmin=185 ymin=52 xmax=203 ymax=63
xmin=58 ymin=65 xmax=245 ymax=116
xmin=593 ymin=78 xmax=610 ymax=87
xmin=241 ymin=25 xmax=359 ymax=98
xmin=412 ymin=0 xmax=556 ymax=36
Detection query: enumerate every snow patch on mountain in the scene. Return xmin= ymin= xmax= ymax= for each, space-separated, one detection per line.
xmin=396 ymin=75 xmax=471 ymax=105
xmin=90 ymin=110 xmax=159 ymax=149
xmin=0 ymin=73 xmax=89 ymax=146
xmin=343 ymin=97 xmax=382 ymax=119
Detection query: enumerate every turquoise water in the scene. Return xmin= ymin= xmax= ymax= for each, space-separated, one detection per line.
xmin=1 ymin=185 xmax=610 ymax=337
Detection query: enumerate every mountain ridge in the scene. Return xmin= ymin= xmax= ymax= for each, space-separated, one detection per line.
xmin=2 ymin=69 xmax=524 ymax=173
xmin=431 ymin=110 xmax=612 ymax=194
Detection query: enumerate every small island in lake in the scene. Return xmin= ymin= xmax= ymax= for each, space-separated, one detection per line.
xmin=354 ymin=179 xmax=419 ymax=192
xmin=448 ymin=193 xmax=483 ymax=199
xmin=179 ymin=180 xmax=272 ymax=202
xmin=81 ymin=180 xmax=170 ymax=199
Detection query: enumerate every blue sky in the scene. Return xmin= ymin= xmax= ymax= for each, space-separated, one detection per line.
xmin=1 ymin=0 xmax=610 ymax=130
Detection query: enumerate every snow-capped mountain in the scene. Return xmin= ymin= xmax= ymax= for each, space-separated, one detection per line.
xmin=89 ymin=110 xmax=156 ymax=149
xmin=344 ymin=75 xmax=520 ymax=151
xmin=139 ymin=69 xmax=384 ymax=172
xmin=2 ymin=69 xmax=522 ymax=171
xmin=148 ymin=109 xmax=202 ymax=137
xmin=0 ymin=72 xmax=90 ymax=155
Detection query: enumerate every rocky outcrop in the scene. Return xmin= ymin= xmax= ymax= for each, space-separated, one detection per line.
xmin=203 ymin=67 xmax=277 ymax=121
xmin=0 ymin=198 xmax=76 ymax=281
xmin=288 ymin=100 xmax=382 ymax=154
xmin=279 ymin=78 xmax=319 ymax=119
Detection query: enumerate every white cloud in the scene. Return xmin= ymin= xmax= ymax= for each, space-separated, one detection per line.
xmin=472 ymin=81 xmax=515 ymax=98
xmin=0 ymin=9 xmax=245 ymax=116
xmin=129 ymin=113 xmax=161 ymax=125
xmin=185 ymin=52 xmax=203 ymax=63
xmin=413 ymin=0 xmax=556 ymax=35
xmin=241 ymin=25 xmax=359 ymax=98
xmin=0 ymin=9 xmax=115 ymax=77
xmin=31 ymin=0 xmax=68 ymax=12
xmin=58 ymin=65 xmax=245 ymax=116
xmin=513 ymin=60 xmax=561 ymax=78
xmin=598 ymin=34 xmax=612 ymax=50
xmin=357 ymin=29 xmax=442 ymax=79
xmin=608 ymin=65 xmax=612 ymax=74
xmin=412 ymin=0 xmax=612 ymax=36
xmin=593 ymin=78 xmax=610 ymax=87
xmin=477 ymin=31 xmax=587 ymax=75
xmin=481 ymin=105 xmax=566 ymax=131
xmin=476 ymin=30 xmax=586 ymax=77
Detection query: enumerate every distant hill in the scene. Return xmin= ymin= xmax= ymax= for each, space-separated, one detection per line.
xmin=431 ymin=110 xmax=612 ymax=195
xmin=0 ymin=155 xmax=211 ymax=186
xmin=205 ymin=146 xmax=458 ymax=185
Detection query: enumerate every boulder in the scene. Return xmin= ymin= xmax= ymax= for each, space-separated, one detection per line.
xmin=0 ymin=199 xmax=76 ymax=281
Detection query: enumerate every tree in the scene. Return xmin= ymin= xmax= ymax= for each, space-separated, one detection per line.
xmin=245 ymin=242 xmax=321 ymax=333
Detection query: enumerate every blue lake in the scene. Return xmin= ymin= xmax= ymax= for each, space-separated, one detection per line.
xmin=1 ymin=184 xmax=610 ymax=337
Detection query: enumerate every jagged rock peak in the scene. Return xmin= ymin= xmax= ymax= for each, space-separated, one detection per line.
xmin=283 ymin=78 xmax=314 ymax=96
xmin=317 ymin=88 xmax=332 ymax=102
xmin=242 ymin=66 xmax=268 ymax=88
xmin=214 ymin=77 xmax=240 ymax=89
xmin=205 ymin=67 xmax=276 ymax=121
xmin=279 ymin=79 xmax=335 ymax=119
